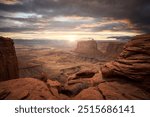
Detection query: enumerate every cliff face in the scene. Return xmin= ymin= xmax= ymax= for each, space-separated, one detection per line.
xmin=101 ymin=34 xmax=150 ymax=82
xmin=105 ymin=42 xmax=125 ymax=58
xmin=97 ymin=41 xmax=125 ymax=60
xmin=75 ymin=39 xmax=102 ymax=57
xmin=75 ymin=40 xmax=125 ymax=60
xmin=0 ymin=36 xmax=19 ymax=81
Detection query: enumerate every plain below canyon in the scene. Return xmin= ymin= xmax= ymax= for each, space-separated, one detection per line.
xmin=0 ymin=35 xmax=150 ymax=100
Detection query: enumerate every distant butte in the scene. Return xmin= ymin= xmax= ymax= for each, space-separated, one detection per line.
xmin=75 ymin=39 xmax=102 ymax=58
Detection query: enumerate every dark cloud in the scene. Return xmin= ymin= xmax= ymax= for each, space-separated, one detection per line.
xmin=0 ymin=0 xmax=149 ymax=34
xmin=0 ymin=27 xmax=35 ymax=32
xmin=91 ymin=22 xmax=133 ymax=32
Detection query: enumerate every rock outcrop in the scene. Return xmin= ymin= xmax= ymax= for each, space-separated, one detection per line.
xmin=0 ymin=36 xmax=19 ymax=81
xmin=101 ymin=34 xmax=150 ymax=81
xmin=98 ymin=41 xmax=126 ymax=60
xmin=73 ymin=80 xmax=150 ymax=100
xmin=75 ymin=39 xmax=102 ymax=58
xmin=0 ymin=69 xmax=149 ymax=100
xmin=0 ymin=78 xmax=57 ymax=100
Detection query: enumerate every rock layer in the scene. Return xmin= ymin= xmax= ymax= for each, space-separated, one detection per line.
xmin=0 ymin=36 xmax=19 ymax=81
xmin=75 ymin=39 xmax=102 ymax=57
xmin=101 ymin=34 xmax=150 ymax=81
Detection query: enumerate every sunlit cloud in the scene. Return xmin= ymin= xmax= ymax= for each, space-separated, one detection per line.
xmin=0 ymin=0 xmax=22 ymax=4
xmin=52 ymin=15 xmax=94 ymax=22
xmin=76 ymin=19 xmax=133 ymax=29
xmin=13 ymin=13 xmax=42 ymax=18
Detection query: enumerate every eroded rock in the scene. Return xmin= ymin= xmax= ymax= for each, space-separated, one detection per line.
xmin=0 ymin=36 xmax=19 ymax=81
xmin=73 ymin=87 xmax=103 ymax=100
xmin=0 ymin=78 xmax=57 ymax=100
xmin=101 ymin=34 xmax=150 ymax=81
xmin=75 ymin=39 xmax=102 ymax=57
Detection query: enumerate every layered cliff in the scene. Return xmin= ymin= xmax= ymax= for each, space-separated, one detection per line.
xmin=0 ymin=36 xmax=19 ymax=81
xmin=75 ymin=39 xmax=102 ymax=58
xmin=101 ymin=34 xmax=150 ymax=81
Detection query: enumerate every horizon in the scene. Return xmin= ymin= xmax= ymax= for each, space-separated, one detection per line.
xmin=13 ymin=37 xmax=129 ymax=42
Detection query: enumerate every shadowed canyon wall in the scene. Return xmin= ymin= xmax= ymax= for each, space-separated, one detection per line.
xmin=0 ymin=37 xmax=19 ymax=81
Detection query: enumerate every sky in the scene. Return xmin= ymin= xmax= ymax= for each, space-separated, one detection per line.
xmin=0 ymin=0 xmax=149 ymax=40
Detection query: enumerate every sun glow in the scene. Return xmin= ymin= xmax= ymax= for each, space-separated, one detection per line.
xmin=66 ymin=35 xmax=78 ymax=42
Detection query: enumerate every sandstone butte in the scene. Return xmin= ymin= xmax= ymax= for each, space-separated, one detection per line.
xmin=0 ymin=35 xmax=150 ymax=100
xmin=74 ymin=39 xmax=102 ymax=58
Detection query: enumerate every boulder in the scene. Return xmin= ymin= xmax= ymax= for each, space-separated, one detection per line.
xmin=73 ymin=87 xmax=103 ymax=100
xmin=0 ymin=36 xmax=19 ymax=81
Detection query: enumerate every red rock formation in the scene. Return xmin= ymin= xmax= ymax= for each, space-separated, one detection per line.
xmin=73 ymin=81 xmax=150 ymax=100
xmin=0 ymin=78 xmax=57 ymax=100
xmin=104 ymin=42 xmax=125 ymax=59
xmin=75 ymin=39 xmax=102 ymax=57
xmin=0 ymin=35 xmax=149 ymax=100
xmin=73 ymin=87 xmax=103 ymax=100
xmin=101 ymin=34 xmax=150 ymax=81
xmin=0 ymin=36 xmax=19 ymax=81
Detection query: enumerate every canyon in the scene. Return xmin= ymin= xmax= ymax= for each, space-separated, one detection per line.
xmin=0 ymin=35 xmax=150 ymax=100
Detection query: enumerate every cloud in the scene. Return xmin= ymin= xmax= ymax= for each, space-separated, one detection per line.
xmin=108 ymin=36 xmax=132 ymax=41
xmin=0 ymin=0 xmax=149 ymax=39
xmin=0 ymin=0 xmax=21 ymax=5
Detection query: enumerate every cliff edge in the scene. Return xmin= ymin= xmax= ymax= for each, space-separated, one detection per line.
xmin=0 ymin=36 xmax=19 ymax=81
